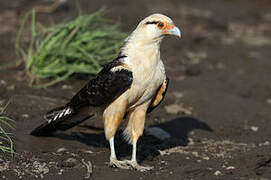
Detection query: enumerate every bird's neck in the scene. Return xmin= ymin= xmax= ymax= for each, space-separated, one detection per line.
xmin=121 ymin=33 xmax=163 ymax=66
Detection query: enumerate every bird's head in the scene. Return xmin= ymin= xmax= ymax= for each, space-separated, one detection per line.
xmin=129 ymin=14 xmax=181 ymax=44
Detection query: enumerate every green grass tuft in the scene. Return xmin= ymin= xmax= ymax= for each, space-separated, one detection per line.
xmin=16 ymin=8 xmax=127 ymax=88
xmin=0 ymin=103 xmax=15 ymax=158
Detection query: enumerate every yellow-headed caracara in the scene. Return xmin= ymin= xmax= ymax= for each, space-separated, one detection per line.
xmin=31 ymin=14 xmax=181 ymax=171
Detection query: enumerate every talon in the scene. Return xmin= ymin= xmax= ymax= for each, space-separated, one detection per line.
xmin=123 ymin=160 xmax=153 ymax=172
xmin=134 ymin=164 xmax=154 ymax=172
xmin=109 ymin=158 xmax=131 ymax=170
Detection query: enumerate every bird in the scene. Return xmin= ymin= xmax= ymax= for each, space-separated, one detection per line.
xmin=31 ymin=13 xmax=181 ymax=171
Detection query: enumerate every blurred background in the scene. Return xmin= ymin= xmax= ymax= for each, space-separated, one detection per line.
xmin=0 ymin=0 xmax=270 ymax=179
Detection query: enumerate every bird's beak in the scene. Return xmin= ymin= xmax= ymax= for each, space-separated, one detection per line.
xmin=168 ymin=26 xmax=181 ymax=38
xmin=162 ymin=24 xmax=181 ymax=38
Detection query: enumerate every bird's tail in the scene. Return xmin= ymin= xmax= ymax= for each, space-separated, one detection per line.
xmin=30 ymin=105 xmax=92 ymax=136
xmin=45 ymin=106 xmax=74 ymax=122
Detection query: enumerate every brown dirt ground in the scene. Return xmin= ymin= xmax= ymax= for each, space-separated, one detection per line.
xmin=0 ymin=0 xmax=271 ymax=179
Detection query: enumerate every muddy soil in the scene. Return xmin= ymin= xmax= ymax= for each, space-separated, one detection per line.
xmin=0 ymin=0 xmax=271 ymax=179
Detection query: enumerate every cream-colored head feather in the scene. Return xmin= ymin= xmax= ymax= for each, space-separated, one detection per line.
xmin=126 ymin=14 xmax=181 ymax=45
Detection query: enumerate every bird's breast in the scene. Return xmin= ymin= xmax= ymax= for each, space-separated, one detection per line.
xmin=126 ymin=60 xmax=166 ymax=109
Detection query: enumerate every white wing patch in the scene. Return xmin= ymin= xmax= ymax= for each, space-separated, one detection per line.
xmin=110 ymin=66 xmax=126 ymax=72
xmin=110 ymin=56 xmax=130 ymax=72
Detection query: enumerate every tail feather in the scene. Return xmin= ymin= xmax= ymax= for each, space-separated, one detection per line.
xmin=30 ymin=106 xmax=92 ymax=136
xmin=45 ymin=106 xmax=73 ymax=123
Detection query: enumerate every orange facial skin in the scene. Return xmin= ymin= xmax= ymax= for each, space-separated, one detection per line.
xmin=157 ymin=22 xmax=175 ymax=34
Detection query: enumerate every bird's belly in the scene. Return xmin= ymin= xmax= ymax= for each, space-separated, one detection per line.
xmin=127 ymin=74 xmax=164 ymax=109
xmin=122 ymin=56 xmax=166 ymax=110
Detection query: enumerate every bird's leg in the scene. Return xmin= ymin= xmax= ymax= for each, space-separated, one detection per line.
xmin=109 ymin=137 xmax=131 ymax=169
xmin=123 ymin=107 xmax=154 ymax=172
xmin=123 ymin=138 xmax=154 ymax=172
xmin=104 ymin=101 xmax=132 ymax=169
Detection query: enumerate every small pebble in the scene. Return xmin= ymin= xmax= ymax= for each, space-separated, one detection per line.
xmin=56 ymin=147 xmax=68 ymax=153
xmin=0 ymin=80 xmax=7 ymax=86
xmin=214 ymin=170 xmax=222 ymax=176
xmin=164 ymin=104 xmax=192 ymax=115
xmin=226 ymin=166 xmax=235 ymax=170
xmin=22 ymin=114 xmax=29 ymax=118
xmin=160 ymin=161 xmax=167 ymax=165
xmin=188 ymin=138 xmax=195 ymax=145
xmin=192 ymin=151 xmax=199 ymax=157
xmin=172 ymin=91 xmax=184 ymax=99
xmin=84 ymin=150 xmax=94 ymax=154
xmin=250 ymin=126 xmax=259 ymax=132
xmin=202 ymin=156 xmax=210 ymax=160
xmin=259 ymin=141 xmax=270 ymax=146
xmin=58 ymin=169 xmax=64 ymax=175
xmin=62 ymin=85 xmax=72 ymax=89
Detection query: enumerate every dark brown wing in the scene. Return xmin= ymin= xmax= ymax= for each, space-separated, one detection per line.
xmin=68 ymin=58 xmax=133 ymax=108
xmin=147 ymin=77 xmax=169 ymax=113
xmin=30 ymin=58 xmax=133 ymax=136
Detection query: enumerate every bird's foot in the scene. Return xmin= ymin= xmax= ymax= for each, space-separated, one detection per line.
xmin=123 ymin=160 xmax=154 ymax=172
xmin=109 ymin=158 xmax=131 ymax=170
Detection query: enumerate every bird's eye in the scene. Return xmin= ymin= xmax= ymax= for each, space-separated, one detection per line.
xmin=157 ymin=22 xmax=165 ymax=29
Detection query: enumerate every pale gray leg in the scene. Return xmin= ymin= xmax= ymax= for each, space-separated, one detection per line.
xmin=124 ymin=139 xmax=154 ymax=172
xmin=109 ymin=137 xmax=131 ymax=169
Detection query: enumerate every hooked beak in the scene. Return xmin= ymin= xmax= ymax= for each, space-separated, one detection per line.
xmin=168 ymin=26 xmax=181 ymax=38
xmin=162 ymin=24 xmax=181 ymax=38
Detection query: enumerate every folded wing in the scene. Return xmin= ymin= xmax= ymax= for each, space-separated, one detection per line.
xmin=31 ymin=59 xmax=133 ymax=136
